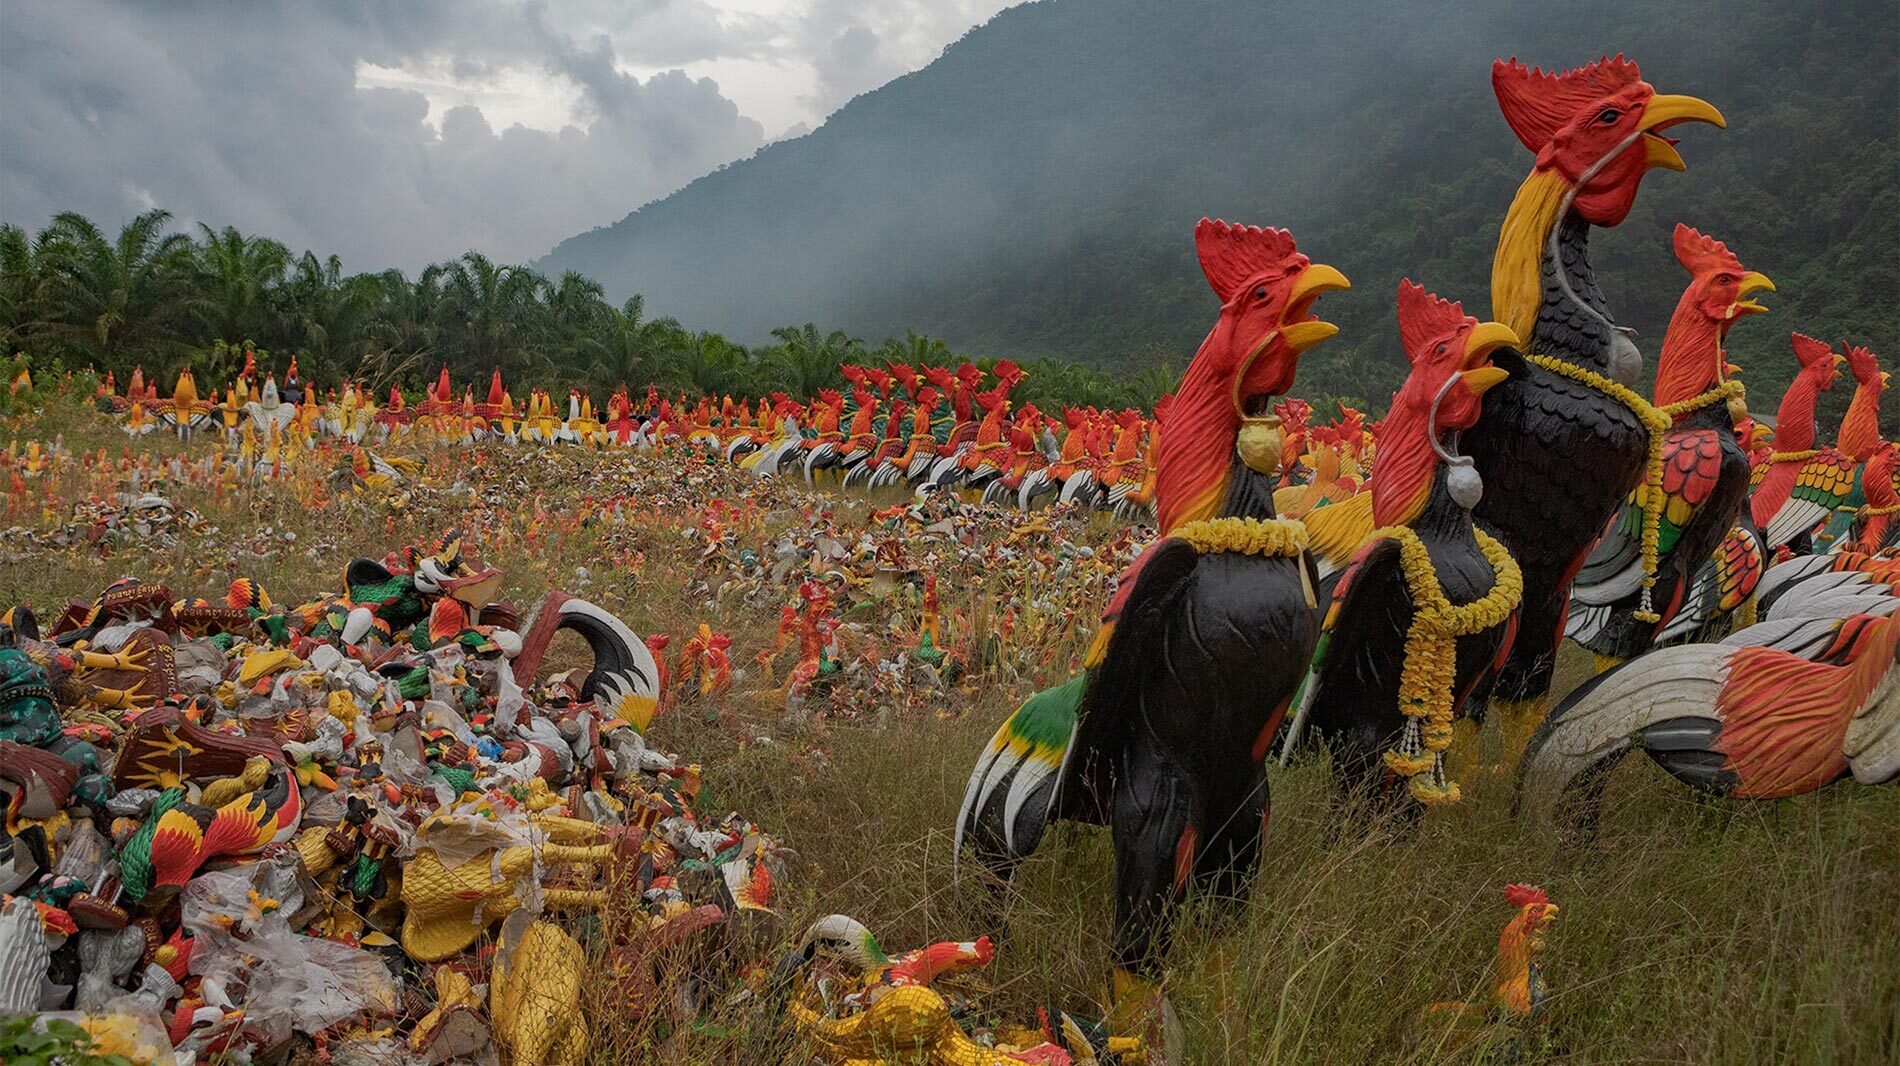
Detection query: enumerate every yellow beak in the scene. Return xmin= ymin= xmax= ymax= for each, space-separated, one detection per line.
xmin=1287 ymin=263 xmax=1352 ymax=306
xmin=1280 ymin=263 xmax=1351 ymax=354
xmin=1280 ymin=320 xmax=1340 ymax=352
xmin=1639 ymin=94 xmax=1724 ymax=172
xmin=1463 ymin=321 xmax=1520 ymax=366
xmin=1459 ymin=366 xmax=1512 ymax=395
xmin=1641 ymin=93 xmax=1726 ymax=133
xmin=1732 ymin=271 xmax=1775 ymax=316
xmin=1643 ymin=134 xmax=1686 ymax=172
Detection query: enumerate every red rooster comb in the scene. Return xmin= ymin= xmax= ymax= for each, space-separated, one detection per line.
xmin=1194 ymin=218 xmax=1303 ymax=303
xmin=1845 ymin=343 xmax=1881 ymax=384
xmin=1396 ymin=280 xmax=1471 ymax=364
xmin=1493 ymin=55 xmax=1644 ymax=152
xmin=1671 ymin=224 xmax=1744 ymax=276
xmin=1790 ymin=333 xmax=1836 ymax=370
xmin=1504 ymin=883 xmax=1550 ymax=909
xmin=992 ymin=359 xmax=1026 ymax=387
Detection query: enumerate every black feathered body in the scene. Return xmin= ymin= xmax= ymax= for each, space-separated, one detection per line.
xmin=1465 ymin=215 xmax=1649 ymax=701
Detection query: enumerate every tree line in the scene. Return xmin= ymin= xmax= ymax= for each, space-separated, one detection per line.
xmin=0 ymin=210 xmax=1179 ymax=412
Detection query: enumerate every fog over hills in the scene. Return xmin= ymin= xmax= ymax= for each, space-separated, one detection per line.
xmin=539 ymin=0 xmax=1895 ymax=422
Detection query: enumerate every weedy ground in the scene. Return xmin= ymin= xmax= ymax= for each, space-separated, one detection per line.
xmin=4 ymin=391 xmax=1896 ymax=1065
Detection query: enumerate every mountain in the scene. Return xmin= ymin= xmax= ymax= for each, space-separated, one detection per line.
xmin=541 ymin=0 xmax=1897 ymax=425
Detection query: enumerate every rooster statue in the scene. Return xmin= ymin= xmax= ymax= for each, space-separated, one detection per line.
xmin=1758 ymin=342 xmax=1885 ymax=554
xmin=1521 ymin=611 xmax=1900 ymax=815
xmin=1665 ymin=337 xmax=1846 ymax=643
xmin=1457 ymin=55 xmax=1726 ymax=752
xmin=956 ymin=219 xmax=1347 ymax=1022
xmin=1565 ymin=225 xmax=1769 ymax=668
xmin=1278 ymin=281 xmax=1521 ymax=805
xmin=1812 ymin=347 xmax=1890 ymax=551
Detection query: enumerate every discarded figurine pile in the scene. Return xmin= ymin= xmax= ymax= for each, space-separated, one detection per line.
xmin=0 ymin=521 xmax=782 ymax=1061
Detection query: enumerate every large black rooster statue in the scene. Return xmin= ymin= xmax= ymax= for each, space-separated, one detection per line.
xmin=1461 ymin=55 xmax=1727 ymax=753
xmin=1279 ymin=281 xmax=1522 ymax=805
xmin=956 ymin=219 xmax=1348 ymax=1024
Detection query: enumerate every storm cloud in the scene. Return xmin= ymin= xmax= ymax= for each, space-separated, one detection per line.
xmin=0 ymin=0 xmax=1016 ymax=271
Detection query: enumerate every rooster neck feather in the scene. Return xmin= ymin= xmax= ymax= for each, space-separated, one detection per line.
xmin=1153 ymin=327 xmax=1244 ymax=533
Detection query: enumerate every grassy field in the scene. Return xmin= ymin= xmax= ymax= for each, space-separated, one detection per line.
xmin=5 ymin=389 xmax=1896 ymax=1064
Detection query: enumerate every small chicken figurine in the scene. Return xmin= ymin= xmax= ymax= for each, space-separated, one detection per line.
xmin=1427 ymin=884 xmax=1560 ymax=1049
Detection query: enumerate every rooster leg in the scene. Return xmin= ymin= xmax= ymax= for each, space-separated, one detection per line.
xmin=1189 ymin=777 xmax=1268 ymax=907
xmin=1108 ymin=752 xmax=1195 ymax=979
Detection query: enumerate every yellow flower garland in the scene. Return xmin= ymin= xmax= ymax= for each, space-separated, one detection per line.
xmin=1170 ymin=516 xmax=1309 ymax=558
xmin=1523 ymin=355 xmax=1745 ymax=622
xmin=1860 ymin=503 xmax=1900 ymax=517
xmin=1768 ymin=449 xmax=1820 ymax=463
xmin=1367 ymin=525 xmax=1522 ymax=804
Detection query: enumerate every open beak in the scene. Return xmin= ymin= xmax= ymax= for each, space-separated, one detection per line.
xmin=1731 ymin=271 xmax=1775 ymax=317
xmin=1834 ymin=355 xmax=1849 ymax=370
xmin=1281 ymin=264 xmax=1351 ymax=352
xmin=1459 ymin=366 xmax=1511 ymax=396
xmin=1639 ymin=94 xmax=1724 ymax=172
xmin=1463 ymin=321 xmax=1519 ymax=366
xmin=1281 ymin=321 xmax=1339 ymax=353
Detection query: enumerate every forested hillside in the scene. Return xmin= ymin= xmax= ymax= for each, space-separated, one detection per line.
xmin=542 ymin=0 xmax=1897 ymax=427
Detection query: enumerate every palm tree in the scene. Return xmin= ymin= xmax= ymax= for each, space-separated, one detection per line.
xmin=37 ymin=209 xmax=196 ymax=368
xmin=597 ymin=294 xmax=685 ymax=392
xmin=873 ymin=330 xmax=955 ymax=370
xmin=434 ymin=251 xmax=546 ymax=378
xmin=190 ymin=223 xmax=290 ymax=346
xmin=762 ymin=323 xmax=863 ymax=397
xmin=649 ymin=330 xmax=755 ymax=397
xmin=0 ymin=224 xmax=58 ymax=354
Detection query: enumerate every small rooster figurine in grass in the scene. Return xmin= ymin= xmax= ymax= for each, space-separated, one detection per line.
xmin=1428 ymin=883 xmax=1560 ymax=1052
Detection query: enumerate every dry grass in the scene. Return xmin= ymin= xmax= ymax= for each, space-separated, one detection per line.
xmin=5 ymin=391 xmax=1897 ymax=1065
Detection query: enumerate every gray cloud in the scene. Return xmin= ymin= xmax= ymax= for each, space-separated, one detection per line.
xmin=0 ymin=0 xmax=1016 ymax=272
xmin=0 ymin=0 xmax=764 ymax=271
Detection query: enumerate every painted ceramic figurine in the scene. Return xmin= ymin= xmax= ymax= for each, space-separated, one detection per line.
xmin=1521 ymin=612 xmax=1900 ymax=814
xmin=1566 ymin=225 xmax=1768 ymax=668
xmin=1279 ymin=281 xmax=1521 ymax=804
xmin=958 ymin=218 xmax=1347 ymax=1018
xmin=1459 ymin=55 xmax=1726 ymax=753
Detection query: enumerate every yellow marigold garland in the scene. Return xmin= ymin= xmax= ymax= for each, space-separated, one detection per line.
xmin=1169 ymin=516 xmax=1309 ymax=558
xmin=1860 ymin=503 xmax=1900 ymax=517
xmin=1768 ymin=449 xmax=1820 ymax=463
xmin=1368 ymin=525 xmax=1523 ymax=804
xmin=1524 ymin=355 xmax=1745 ymax=622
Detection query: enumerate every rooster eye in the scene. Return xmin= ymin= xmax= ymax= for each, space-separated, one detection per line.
xmin=1596 ymin=108 xmax=1620 ymax=124
xmin=1435 ymin=344 xmax=1448 ymax=356
xmin=1716 ymin=273 xmax=1733 ymax=285
xmin=1252 ymin=286 xmax=1268 ymax=300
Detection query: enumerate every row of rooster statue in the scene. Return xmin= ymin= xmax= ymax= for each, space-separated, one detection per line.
xmin=99 ymin=349 xmax=1193 ymax=519
xmin=952 ymin=52 xmax=1897 ymax=1050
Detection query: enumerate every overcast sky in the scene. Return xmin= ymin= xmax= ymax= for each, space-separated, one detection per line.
xmin=0 ymin=0 xmax=1018 ymax=272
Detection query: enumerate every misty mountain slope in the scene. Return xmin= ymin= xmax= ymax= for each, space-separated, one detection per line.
xmin=541 ymin=0 xmax=1897 ymax=421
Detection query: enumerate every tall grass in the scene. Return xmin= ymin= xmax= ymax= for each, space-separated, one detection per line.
xmin=4 ymin=395 xmax=1895 ymax=1064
